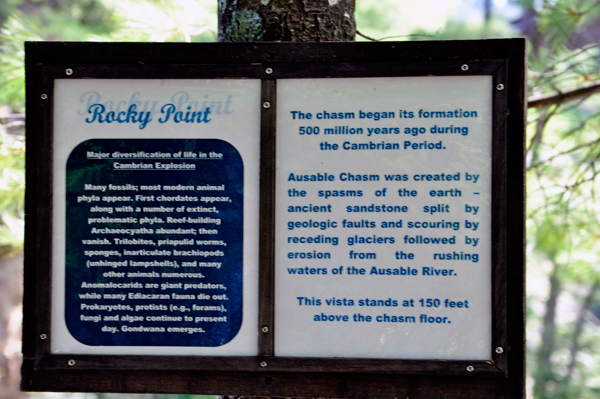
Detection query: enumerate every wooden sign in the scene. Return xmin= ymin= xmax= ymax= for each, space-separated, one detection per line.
xmin=23 ymin=40 xmax=526 ymax=398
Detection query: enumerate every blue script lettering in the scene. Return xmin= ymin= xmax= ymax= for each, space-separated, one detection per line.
xmin=158 ymin=104 xmax=211 ymax=124
xmin=77 ymin=91 xmax=158 ymax=118
xmin=85 ymin=104 xmax=152 ymax=129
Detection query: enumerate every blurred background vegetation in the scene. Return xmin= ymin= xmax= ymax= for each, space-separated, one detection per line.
xmin=1 ymin=0 xmax=600 ymax=398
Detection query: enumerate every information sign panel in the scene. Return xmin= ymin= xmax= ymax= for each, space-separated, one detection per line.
xmin=275 ymin=77 xmax=492 ymax=359
xmin=51 ymin=79 xmax=261 ymax=355
xmin=22 ymin=40 xmax=525 ymax=399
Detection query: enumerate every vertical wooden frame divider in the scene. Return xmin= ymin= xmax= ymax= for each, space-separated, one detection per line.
xmin=259 ymin=78 xmax=276 ymax=358
xmin=22 ymin=40 xmax=526 ymax=398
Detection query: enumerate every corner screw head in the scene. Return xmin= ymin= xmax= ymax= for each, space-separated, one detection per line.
xmin=40 ymin=94 xmax=48 ymax=100
xmin=466 ymin=365 xmax=474 ymax=372
xmin=497 ymin=83 xmax=505 ymax=91
xmin=263 ymin=102 xmax=271 ymax=109
xmin=461 ymin=64 xmax=469 ymax=71
xmin=265 ymin=68 xmax=273 ymax=74
xmin=40 ymin=333 xmax=48 ymax=340
xmin=65 ymin=68 xmax=73 ymax=76
xmin=261 ymin=326 xmax=269 ymax=333
xmin=260 ymin=361 xmax=267 ymax=368
xmin=68 ymin=359 xmax=76 ymax=366
xmin=495 ymin=346 xmax=504 ymax=354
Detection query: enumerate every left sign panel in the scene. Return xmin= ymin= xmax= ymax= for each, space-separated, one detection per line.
xmin=51 ymin=79 xmax=261 ymax=355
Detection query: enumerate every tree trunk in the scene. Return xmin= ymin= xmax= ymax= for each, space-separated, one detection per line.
xmin=533 ymin=261 xmax=562 ymax=399
xmin=560 ymin=280 xmax=600 ymax=397
xmin=218 ymin=5 xmax=355 ymax=399
xmin=218 ymin=0 xmax=356 ymax=42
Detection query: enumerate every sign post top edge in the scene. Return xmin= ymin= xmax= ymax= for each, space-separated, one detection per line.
xmin=24 ymin=38 xmax=526 ymax=66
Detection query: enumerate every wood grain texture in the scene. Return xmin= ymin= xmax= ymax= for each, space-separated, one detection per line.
xmin=258 ymin=79 xmax=276 ymax=356
xmin=22 ymin=361 xmax=513 ymax=398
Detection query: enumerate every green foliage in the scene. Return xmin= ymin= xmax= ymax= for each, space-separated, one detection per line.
xmin=355 ymin=0 xmax=403 ymax=39
xmin=0 ymin=11 xmax=31 ymax=254
xmin=525 ymin=1 xmax=600 ymax=397
xmin=0 ymin=0 xmax=115 ymax=109
xmin=0 ymin=0 xmax=218 ymax=253
xmin=0 ymin=0 xmax=41 ymax=23
xmin=415 ymin=17 xmax=517 ymax=41
xmin=107 ymin=0 xmax=216 ymax=42
xmin=0 ymin=124 xmax=24 ymax=257
xmin=0 ymin=13 xmax=44 ymax=109
xmin=538 ymin=0 xmax=600 ymax=51
xmin=355 ymin=0 xmax=517 ymax=41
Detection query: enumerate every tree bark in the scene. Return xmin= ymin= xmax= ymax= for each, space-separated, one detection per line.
xmin=560 ymin=280 xmax=600 ymax=397
xmin=218 ymin=4 xmax=354 ymax=399
xmin=528 ymin=80 xmax=600 ymax=108
xmin=218 ymin=0 xmax=356 ymax=42
xmin=533 ymin=262 xmax=562 ymax=399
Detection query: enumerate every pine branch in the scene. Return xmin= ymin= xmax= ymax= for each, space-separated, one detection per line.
xmin=528 ymin=80 xmax=600 ymax=108
xmin=355 ymin=30 xmax=378 ymax=41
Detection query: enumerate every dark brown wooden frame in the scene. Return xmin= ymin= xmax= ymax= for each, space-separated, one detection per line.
xmin=23 ymin=40 xmax=526 ymax=398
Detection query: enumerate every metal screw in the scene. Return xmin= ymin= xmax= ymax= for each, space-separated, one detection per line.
xmin=40 ymin=94 xmax=48 ymax=100
xmin=40 ymin=333 xmax=47 ymax=340
xmin=261 ymin=326 xmax=269 ymax=333
xmin=65 ymin=68 xmax=73 ymax=76
xmin=265 ymin=68 xmax=273 ymax=74
xmin=496 ymin=83 xmax=505 ymax=91
xmin=461 ymin=64 xmax=469 ymax=71
xmin=495 ymin=346 xmax=504 ymax=354
xmin=263 ymin=102 xmax=271 ymax=109
xmin=260 ymin=361 xmax=267 ymax=368
xmin=68 ymin=359 xmax=76 ymax=366
xmin=466 ymin=365 xmax=474 ymax=372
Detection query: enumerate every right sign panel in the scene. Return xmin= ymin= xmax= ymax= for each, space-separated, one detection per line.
xmin=275 ymin=76 xmax=492 ymax=360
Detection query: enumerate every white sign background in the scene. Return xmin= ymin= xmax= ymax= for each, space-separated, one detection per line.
xmin=51 ymin=79 xmax=261 ymax=355
xmin=275 ymin=77 xmax=492 ymax=360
